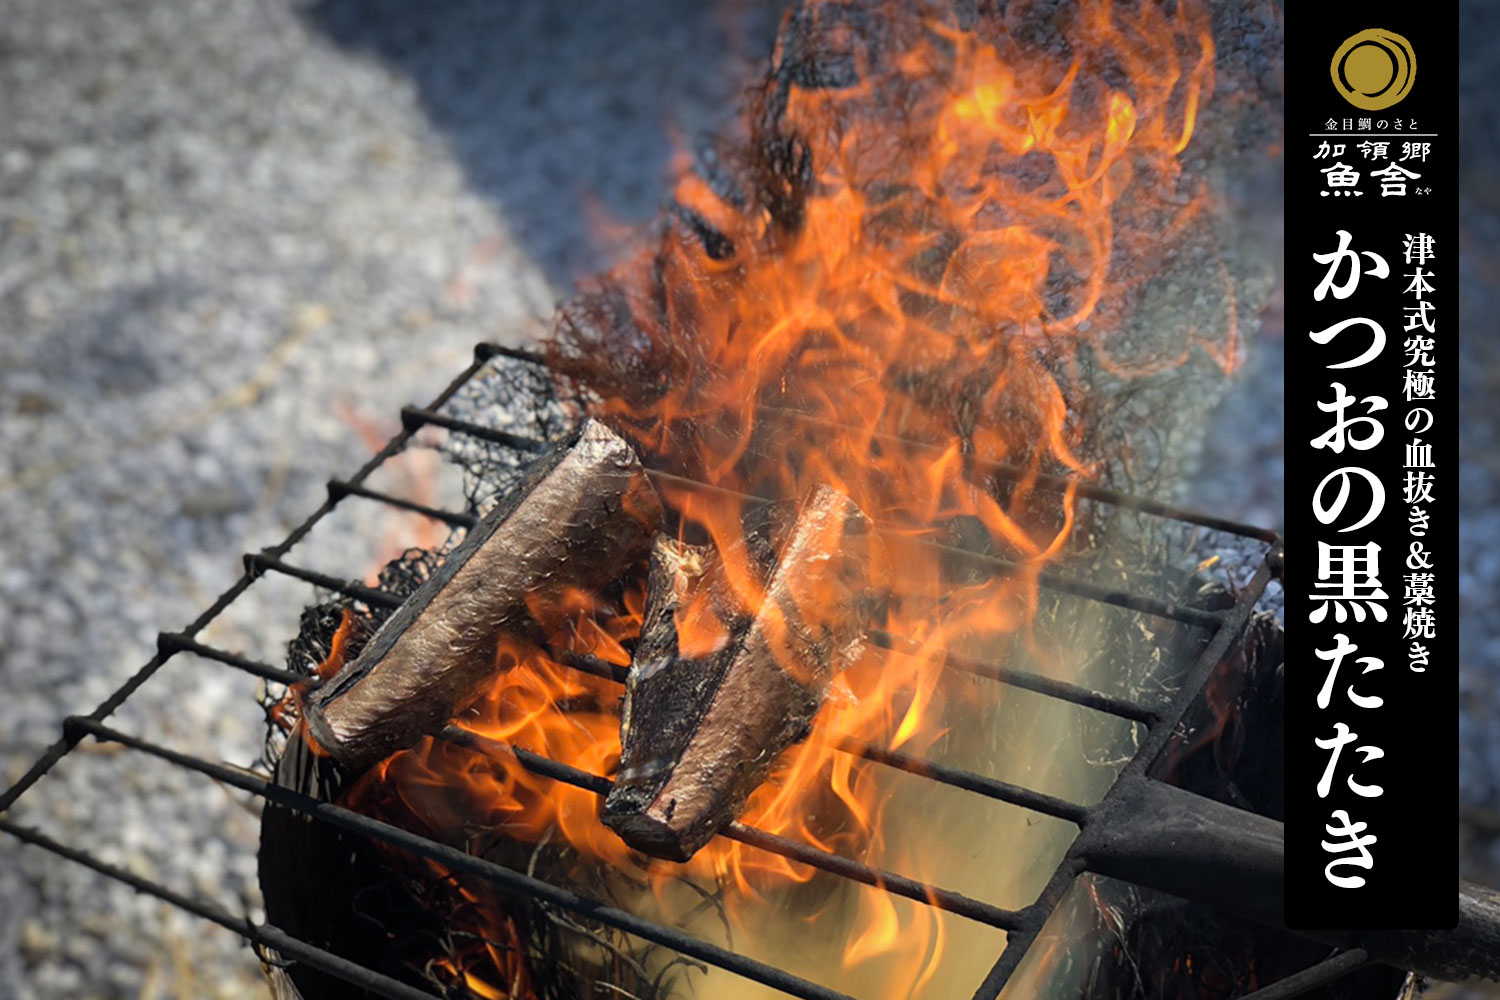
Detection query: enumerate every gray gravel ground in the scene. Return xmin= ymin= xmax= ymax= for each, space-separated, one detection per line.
xmin=0 ymin=0 xmax=1492 ymax=998
xmin=0 ymin=2 xmax=775 ymax=997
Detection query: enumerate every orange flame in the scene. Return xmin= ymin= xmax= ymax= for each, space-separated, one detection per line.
xmin=270 ymin=608 xmax=356 ymax=734
xmin=345 ymin=0 xmax=1230 ymax=994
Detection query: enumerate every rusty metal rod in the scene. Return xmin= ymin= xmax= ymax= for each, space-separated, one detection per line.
xmin=281 ymin=478 xmax=1161 ymax=726
xmin=0 ymin=818 xmax=446 ymax=1000
xmin=106 ymin=622 xmax=1036 ymax=931
xmin=442 ymin=727 xmax=1025 ymax=930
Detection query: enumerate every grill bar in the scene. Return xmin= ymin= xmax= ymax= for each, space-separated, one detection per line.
xmin=569 ymin=627 xmax=1156 ymax=730
xmin=327 ymin=479 xmax=480 ymax=529
xmin=0 ymin=818 xmax=446 ymax=1000
xmin=831 ymin=739 xmax=1090 ymax=825
xmin=64 ymin=716 xmax=858 ymax=1000
xmin=261 ymin=471 xmax=1163 ymax=726
xmin=244 ymin=553 xmax=1093 ymax=823
xmin=397 ymin=405 xmax=1226 ymax=630
xmin=158 ymin=631 xmax=306 ymax=687
xmin=443 ymin=728 xmax=1026 ymax=930
xmin=245 ymin=553 xmax=402 ymax=610
xmin=867 ymin=629 xmax=1159 ymax=725
xmin=472 ymin=344 xmax=1280 ymax=545
xmin=399 ymin=406 xmax=550 ymax=456
xmin=93 ymin=624 xmax=1030 ymax=932
xmin=1236 ymin=950 xmax=1371 ymax=1000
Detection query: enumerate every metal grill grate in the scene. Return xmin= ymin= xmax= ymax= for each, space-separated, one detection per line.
xmin=1 ymin=340 xmax=1394 ymax=1000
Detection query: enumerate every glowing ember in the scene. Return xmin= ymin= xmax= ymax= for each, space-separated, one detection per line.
xmin=337 ymin=0 xmax=1233 ymax=995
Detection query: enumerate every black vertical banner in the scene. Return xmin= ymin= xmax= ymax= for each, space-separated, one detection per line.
xmin=1286 ymin=7 xmax=1457 ymax=929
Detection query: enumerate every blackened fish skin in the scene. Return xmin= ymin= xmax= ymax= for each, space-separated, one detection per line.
xmin=603 ymin=485 xmax=869 ymax=861
xmin=305 ymin=419 xmax=663 ymax=773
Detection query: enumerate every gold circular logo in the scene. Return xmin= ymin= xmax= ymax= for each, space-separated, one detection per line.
xmin=1331 ymin=28 xmax=1416 ymax=110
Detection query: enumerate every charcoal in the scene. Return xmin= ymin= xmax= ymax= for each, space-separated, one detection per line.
xmin=304 ymin=419 xmax=663 ymax=772
xmin=603 ymin=485 xmax=870 ymax=861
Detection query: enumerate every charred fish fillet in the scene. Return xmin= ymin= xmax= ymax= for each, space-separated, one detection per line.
xmin=603 ymin=485 xmax=870 ymax=861
xmin=304 ymin=418 xmax=663 ymax=772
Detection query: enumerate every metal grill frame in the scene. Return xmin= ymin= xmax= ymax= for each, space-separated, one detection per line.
xmin=0 ymin=340 xmax=1352 ymax=1000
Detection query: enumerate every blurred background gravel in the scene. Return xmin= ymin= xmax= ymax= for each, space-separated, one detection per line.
xmin=0 ymin=2 xmax=776 ymax=996
xmin=0 ymin=1 xmax=1490 ymax=998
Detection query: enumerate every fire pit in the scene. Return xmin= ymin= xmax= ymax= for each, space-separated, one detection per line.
xmin=3 ymin=0 xmax=1496 ymax=998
